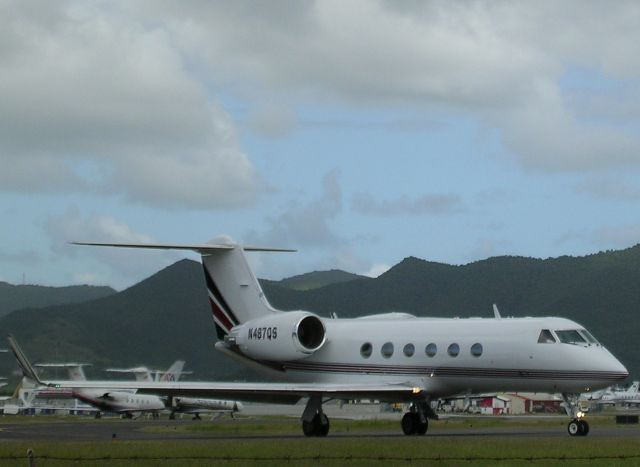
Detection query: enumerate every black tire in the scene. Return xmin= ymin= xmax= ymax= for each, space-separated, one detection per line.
xmin=567 ymin=419 xmax=580 ymax=436
xmin=402 ymin=412 xmax=416 ymax=435
xmin=317 ymin=413 xmax=330 ymax=437
xmin=578 ymin=420 xmax=589 ymax=436
xmin=415 ymin=416 xmax=428 ymax=435
xmin=302 ymin=419 xmax=316 ymax=437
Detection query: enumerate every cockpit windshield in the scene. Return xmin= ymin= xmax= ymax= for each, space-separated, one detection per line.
xmin=537 ymin=329 xmax=556 ymax=343
xmin=555 ymin=330 xmax=587 ymax=345
xmin=579 ymin=329 xmax=600 ymax=345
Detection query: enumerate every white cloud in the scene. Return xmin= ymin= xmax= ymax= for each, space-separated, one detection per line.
xmin=4 ymin=0 xmax=640 ymax=207
xmin=363 ymin=263 xmax=391 ymax=278
xmin=255 ymin=169 xmax=343 ymax=248
xmin=145 ymin=0 xmax=640 ymax=172
xmin=44 ymin=207 xmax=182 ymax=288
xmin=0 ymin=1 xmax=257 ymax=209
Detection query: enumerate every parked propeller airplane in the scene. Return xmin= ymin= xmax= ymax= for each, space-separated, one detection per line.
xmin=7 ymin=237 xmax=629 ymax=437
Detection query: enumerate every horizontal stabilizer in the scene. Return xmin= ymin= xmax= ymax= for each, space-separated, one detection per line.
xmin=35 ymin=363 xmax=92 ymax=368
xmin=71 ymin=241 xmax=296 ymax=254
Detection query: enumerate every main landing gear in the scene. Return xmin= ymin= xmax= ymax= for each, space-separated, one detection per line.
xmin=563 ymin=393 xmax=590 ymax=437
xmin=301 ymin=395 xmax=329 ymax=437
xmin=300 ymin=397 xmax=436 ymax=437
xmin=302 ymin=412 xmax=330 ymax=437
xmin=401 ymin=401 xmax=436 ymax=436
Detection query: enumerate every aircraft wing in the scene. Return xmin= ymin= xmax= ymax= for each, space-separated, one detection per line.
xmin=43 ymin=380 xmax=421 ymax=404
xmin=7 ymin=335 xmax=423 ymax=405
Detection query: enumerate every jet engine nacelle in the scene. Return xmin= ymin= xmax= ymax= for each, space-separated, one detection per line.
xmin=230 ymin=311 xmax=326 ymax=361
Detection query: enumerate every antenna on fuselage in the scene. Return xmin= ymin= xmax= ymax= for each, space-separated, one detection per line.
xmin=492 ymin=304 xmax=502 ymax=319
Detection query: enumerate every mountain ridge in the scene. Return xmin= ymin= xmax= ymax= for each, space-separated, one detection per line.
xmin=1 ymin=246 xmax=639 ymax=384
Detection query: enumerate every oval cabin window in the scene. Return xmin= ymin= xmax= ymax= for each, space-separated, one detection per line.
xmin=403 ymin=343 xmax=415 ymax=357
xmin=381 ymin=342 xmax=394 ymax=358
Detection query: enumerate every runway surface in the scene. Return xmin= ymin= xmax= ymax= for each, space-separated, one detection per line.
xmin=2 ymin=417 xmax=639 ymax=441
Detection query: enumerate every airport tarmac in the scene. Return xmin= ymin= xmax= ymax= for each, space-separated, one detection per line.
xmin=1 ymin=417 xmax=639 ymax=442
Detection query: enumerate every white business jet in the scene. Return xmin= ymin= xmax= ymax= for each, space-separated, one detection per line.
xmin=599 ymin=381 xmax=640 ymax=405
xmin=106 ymin=361 xmax=243 ymax=419
xmin=8 ymin=237 xmax=629 ymax=437
xmin=35 ymin=362 xmax=165 ymax=418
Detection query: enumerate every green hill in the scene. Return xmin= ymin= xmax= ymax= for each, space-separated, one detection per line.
xmin=0 ymin=282 xmax=115 ymax=318
xmin=273 ymin=270 xmax=368 ymax=291
xmin=1 ymin=246 xmax=639 ymax=382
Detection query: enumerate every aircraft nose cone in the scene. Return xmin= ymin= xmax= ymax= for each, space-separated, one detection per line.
xmin=608 ymin=353 xmax=629 ymax=380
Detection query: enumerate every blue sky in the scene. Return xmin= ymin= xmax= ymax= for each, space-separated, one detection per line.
xmin=2 ymin=1 xmax=640 ymax=289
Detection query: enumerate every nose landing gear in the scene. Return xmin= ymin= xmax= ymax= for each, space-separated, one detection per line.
xmin=562 ymin=393 xmax=590 ymax=437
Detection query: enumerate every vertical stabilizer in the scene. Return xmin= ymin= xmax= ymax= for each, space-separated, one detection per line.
xmin=71 ymin=239 xmax=294 ymax=340
xmin=158 ymin=360 xmax=185 ymax=382
xmin=201 ymin=246 xmax=279 ymax=337
xmin=68 ymin=365 xmax=87 ymax=381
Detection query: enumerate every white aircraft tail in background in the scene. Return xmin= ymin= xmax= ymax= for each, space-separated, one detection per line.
xmin=106 ymin=360 xmax=187 ymax=383
xmin=35 ymin=363 xmax=91 ymax=381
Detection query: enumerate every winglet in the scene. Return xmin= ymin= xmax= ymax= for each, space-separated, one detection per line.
xmin=6 ymin=335 xmax=46 ymax=385
xmin=492 ymin=304 xmax=502 ymax=320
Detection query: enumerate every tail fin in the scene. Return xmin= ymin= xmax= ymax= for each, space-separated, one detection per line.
xmin=6 ymin=335 xmax=45 ymax=385
xmin=72 ymin=238 xmax=294 ymax=339
xmin=201 ymin=246 xmax=283 ymax=338
xmin=158 ymin=360 xmax=185 ymax=382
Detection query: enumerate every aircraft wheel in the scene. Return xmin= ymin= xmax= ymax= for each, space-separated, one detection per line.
xmin=401 ymin=412 xmax=416 ymax=435
xmin=416 ymin=417 xmax=428 ymax=435
xmin=567 ymin=419 xmax=581 ymax=436
xmin=578 ymin=420 xmax=589 ymax=436
xmin=317 ymin=413 xmax=330 ymax=437
xmin=302 ymin=419 xmax=316 ymax=437
xmin=302 ymin=413 xmax=330 ymax=437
